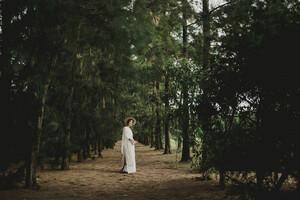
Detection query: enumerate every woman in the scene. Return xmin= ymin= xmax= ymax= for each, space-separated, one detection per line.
xmin=120 ymin=117 xmax=137 ymax=174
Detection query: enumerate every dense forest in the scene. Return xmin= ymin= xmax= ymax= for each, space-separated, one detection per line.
xmin=1 ymin=0 xmax=299 ymax=199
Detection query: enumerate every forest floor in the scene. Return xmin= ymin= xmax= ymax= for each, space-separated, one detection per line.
xmin=0 ymin=141 xmax=236 ymax=200
xmin=1 ymin=142 xmax=297 ymax=200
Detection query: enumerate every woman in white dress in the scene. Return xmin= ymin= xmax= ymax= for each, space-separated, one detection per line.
xmin=120 ymin=117 xmax=137 ymax=174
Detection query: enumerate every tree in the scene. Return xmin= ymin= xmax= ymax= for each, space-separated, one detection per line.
xmin=193 ymin=0 xmax=300 ymax=196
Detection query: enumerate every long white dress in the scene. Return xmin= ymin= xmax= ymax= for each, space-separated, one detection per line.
xmin=121 ymin=126 xmax=136 ymax=174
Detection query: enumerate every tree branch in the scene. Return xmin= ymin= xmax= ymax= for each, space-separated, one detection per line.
xmin=209 ymin=2 xmax=231 ymax=14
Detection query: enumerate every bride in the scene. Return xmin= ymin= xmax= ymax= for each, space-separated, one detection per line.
xmin=120 ymin=117 xmax=137 ymax=174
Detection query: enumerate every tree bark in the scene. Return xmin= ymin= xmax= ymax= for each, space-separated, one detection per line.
xmin=202 ymin=0 xmax=211 ymax=70
xmin=62 ymin=22 xmax=81 ymax=169
xmin=198 ymin=0 xmax=212 ymax=178
xmin=97 ymin=140 xmax=103 ymax=158
xmin=219 ymin=169 xmax=225 ymax=189
xmin=61 ymin=86 xmax=74 ymax=170
xmin=181 ymin=85 xmax=190 ymax=161
xmin=150 ymin=125 xmax=155 ymax=148
xmin=144 ymin=133 xmax=149 ymax=145
xmin=164 ymin=72 xmax=171 ymax=154
xmin=155 ymin=81 xmax=163 ymax=150
xmin=77 ymin=149 xmax=83 ymax=162
xmin=178 ymin=136 xmax=182 ymax=149
xmin=83 ymin=128 xmax=91 ymax=160
xmin=181 ymin=0 xmax=190 ymax=161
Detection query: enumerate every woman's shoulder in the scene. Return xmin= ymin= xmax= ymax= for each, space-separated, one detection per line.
xmin=123 ymin=127 xmax=130 ymax=133
xmin=123 ymin=126 xmax=132 ymax=131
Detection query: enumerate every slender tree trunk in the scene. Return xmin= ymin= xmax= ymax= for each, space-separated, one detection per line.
xmin=77 ymin=149 xmax=83 ymax=162
xmin=61 ymin=65 xmax=75 ymax=169
xmin=26 ymin=55 xmax=57 ymax=188
xmin=296 ymin=173 xmax=300 ymax=196
xmin=97 ymin=140 xmax=103 ymax=158
xmin=203 ymin=0 xmax=211 ymax=70
xmin=164 ymin=71 xmax=171 ymax=154
xmin=181 ymin=85 xmax=190 ymax=161
xmin=61 ymin=86 xmax=74 ymax=170
xmin=155 ymin=81 xmax=163 ymax=150
xmin=256 ymin=92 xmax=271 ymax=193
xmin=155 ymin=108 xmax=162 ymax=150
xmin=198 ymin=0 xmax=212 ymax=178
xmin=256 ymin=168 xmax=264 ymax=193
xmin=62 ymin=22 xmax=82 ymax=169
xmin=144 ymin=134 xmax=149 ymax=145
xmin=178 ymin=136 xmax=182 ymax=149
xmin=83 ymin=129 xmax=87 ymax=160
xmin=181 ymin=0 xmax=190 ymax=161
xmin=83 ymin=128 xmax=91 ymax=160
xmin=150 ymin=125 xmax=155 ymax=148
xmin=150 ymin=83 xmax=155 ymax=148
xmin=219 ymin=169 xmax=225 ymax=189
xmin=94 ymin=143 xmax=97 ymax=154
xmin=54 ymin=153 xmax=60 ymax=168
xmin=159 ymin=133 xmax=163 ymax=149
xmin=163 ymin=123 xmax=171 ymax=154
xmin=178 ymin=94 xmax=182 ymax=149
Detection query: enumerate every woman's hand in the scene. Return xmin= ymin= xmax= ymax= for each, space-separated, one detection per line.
xmin=129 ymin=138 xmax=136 ymax=145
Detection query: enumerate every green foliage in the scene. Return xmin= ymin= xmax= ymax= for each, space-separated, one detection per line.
xmin=192 ymin=0 xmax=300 ymax=195
xmin=0 ymin=0 xmax=156 ymax=174
xmin=1 ymin=0 xmax=299 ymax=195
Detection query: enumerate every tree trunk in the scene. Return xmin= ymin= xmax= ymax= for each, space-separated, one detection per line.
xmin=180 ymin=0 xmax=190 ymax=162
xmin=163 ymin=117 xmax=171 ymax=153
xmin=94 ymin=143 xmax=97 ymax=154
xmin=155 ymin=81 xmax=163 ymax=150
xmin=144 ymin=132 xmax=149 ymax=145
xmin=61 ymin=23 xmax=81 ymax=168
xmin=178 ymin=95 xmax=182 ymax=150
xmin=61 ymin=86 xmax=74 ymax=170
xmin=164 ymin=72 xmax=171 ymax=154
xmin=155 ymin=111 xmax=162 ymax=150
xmin=77 ymin=149 xmax=83 ymax=162
xmin=198 ymin=0 xmax=212 ymax=178
xmin=296 ymin=173 xmax=300 ymax=196
xmin=202 ymin=0 xmax=211 ymax=70
xmin=256 ymin=168 xmax=264 ymax=193
xmin=25 ymin=55 xmax=57 ymax=188
xmin=150 ymin=125 xmax=155 ymax=148
xmin=83 ymin=129 xmax=91 ymax=160
xmin=97 ymin=141 xmax=103 ymax=158
xmin=181 ymin=85 xmax=190 ymax=161
xmin=61 ymin=64 xmax=75 ymax=169
xmin=159 ymin=133 xmax=163 ymax=150
xmin=178 ymin=136 xmax=182 ymax=149
xmin=219 ymin=169 xmax=225 ymax=189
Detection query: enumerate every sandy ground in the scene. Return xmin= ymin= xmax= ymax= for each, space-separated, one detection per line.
xmin=0 ymin=142 xmax=235 ymax=200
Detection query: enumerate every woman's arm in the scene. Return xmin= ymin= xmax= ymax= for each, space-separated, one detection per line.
xmin=124 ymin=127 xmax=136 ymax=144
xmin=128 ymin=138 xmax=136 ymax=144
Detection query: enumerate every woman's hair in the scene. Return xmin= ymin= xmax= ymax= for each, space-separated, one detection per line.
xmin=127 ymin=119 xmax=133 ymax=125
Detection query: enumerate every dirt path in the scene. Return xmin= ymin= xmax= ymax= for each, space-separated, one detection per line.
xmin=0 ymin=142 xmax=231 ymax=200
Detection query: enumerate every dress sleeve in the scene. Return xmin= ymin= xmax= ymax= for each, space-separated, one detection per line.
xmin=123 ymin=127 xmax=131 ymax=139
